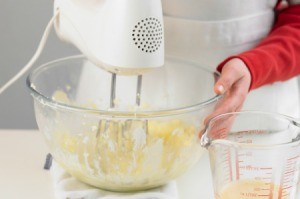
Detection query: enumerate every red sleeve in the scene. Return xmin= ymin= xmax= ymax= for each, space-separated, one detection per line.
xmin=217 ymin=4 xmax=300 ymax=90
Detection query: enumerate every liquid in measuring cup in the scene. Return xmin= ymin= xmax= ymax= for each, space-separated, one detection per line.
xmin=216 ymin=180 xmax=285 ymax=199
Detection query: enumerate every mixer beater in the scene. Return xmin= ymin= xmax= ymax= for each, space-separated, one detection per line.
xmin=96 ymin=73 xmax=148 ymax=140
xmin=52 ymin=0 xmax=165 ymax=139
xmin=109 ymin=74 xmax=143 ymax=109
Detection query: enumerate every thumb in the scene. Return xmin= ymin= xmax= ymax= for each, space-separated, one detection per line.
xmin=214 ymin=60 xmax=244 ymax=95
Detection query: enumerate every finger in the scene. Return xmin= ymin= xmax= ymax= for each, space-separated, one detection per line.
xmin=203 ymin=102 xmax=243 ymax=140
xmin=202 ymin=88 xmax=245 ymax=139
xmin=204 ymin=94 xmax=240 ymax=124
xmin=205 ymin=81 xmax=247 ymax=124
xmin=217 ymin=84 xmax=247 ymax=114
xmin=214 ymin=64 xmax=243 ymax=95
xmin=215 ymin=70 xmax=249 ymax=109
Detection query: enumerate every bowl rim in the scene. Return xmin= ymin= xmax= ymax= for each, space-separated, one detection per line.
xmin=26 ymin=54 xmax=223 ymax=118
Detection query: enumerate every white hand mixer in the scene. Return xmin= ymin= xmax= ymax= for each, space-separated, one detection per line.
xmin=0 ymin=0 xmax=165 ymax=135
xmin=54 ymin=0 xmax=164 ymax=108
xmin=54 ymin=0 xmax=165 ymax=136
xmin=0 ymin=0 xmax=164 ymax=97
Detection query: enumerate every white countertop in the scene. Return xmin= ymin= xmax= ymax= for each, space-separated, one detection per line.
xmin=0 ymin=130 xmax=214 ymax=199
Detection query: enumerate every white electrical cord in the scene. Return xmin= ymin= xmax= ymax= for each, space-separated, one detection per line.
xmin=0 ymin=11 xmax=60 ymax=95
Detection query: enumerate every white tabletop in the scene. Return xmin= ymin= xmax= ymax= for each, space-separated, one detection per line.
xmin=0 ymin=130 xmax=214 ymax=199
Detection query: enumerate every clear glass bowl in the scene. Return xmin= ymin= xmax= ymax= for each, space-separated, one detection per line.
xmin=27 ymin=55 xmax=222 ymax=191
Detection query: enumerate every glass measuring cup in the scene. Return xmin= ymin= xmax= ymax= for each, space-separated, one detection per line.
xmin=201 ymin=111 xmax=300 ymax=199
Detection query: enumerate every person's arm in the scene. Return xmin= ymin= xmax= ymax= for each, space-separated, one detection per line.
xmin=217 ymin=4 xmax=300 ymax=90
xmin=205 ymin=3 xmax=300 ymax=123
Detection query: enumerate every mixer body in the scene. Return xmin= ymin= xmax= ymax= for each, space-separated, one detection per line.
xmin=54 ymin=0 xmax=165 ymax=75
xmin=54 ymin=0 xmax=166 ymax=136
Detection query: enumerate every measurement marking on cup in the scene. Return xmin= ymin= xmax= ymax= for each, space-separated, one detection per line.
xmin=240 ymin=165 xmax=260 ymax=171
xmin=261 ymin=188 xmax=269 ymax=190
xmin=235 ymin=151 xmax=240 ymax=180
xmin=260 ymin=167 xmax=272 ymax=170
xmin=283 ymin=174 xmax=295 ymax=180
xmin=283 ymin=178 xmax=294 ymax=183
xmin=282 ymin=186 xmax=292 ymax=190
xmin=283 ymin=174 xmax=293 ymax=179
xmin=283 ymin=176 xmax=293 ymax=180
xmin=287 ymin=155 xmax=299 ymax=160
xmin=286 ymin=160 xmax=294 ymax=165
xmin=286 ymin=162 xmax=295 ymax=167
xmin=223 ymin=148 xmax=233 ymax=182
xmin=284 ymin=170 xmax=295 ymax=175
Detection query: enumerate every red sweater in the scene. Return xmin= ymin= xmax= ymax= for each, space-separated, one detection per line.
xmin=217 ymin=3 xmax=300 ymax=90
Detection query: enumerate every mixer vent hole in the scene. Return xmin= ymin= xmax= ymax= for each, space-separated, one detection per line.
xmin=132 ymin=17 xmax=163 ymax=53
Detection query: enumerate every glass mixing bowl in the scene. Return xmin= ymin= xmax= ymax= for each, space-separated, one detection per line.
xmin=27 ymin=55 xmax=222 ymax=191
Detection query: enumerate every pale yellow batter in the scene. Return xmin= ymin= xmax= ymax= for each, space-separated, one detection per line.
xmin=49 ymin=90 xmax=203 ymax=191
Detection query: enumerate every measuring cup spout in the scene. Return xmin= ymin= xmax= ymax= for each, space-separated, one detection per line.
xmin=200 ymin=132 xmax=211 ymax=148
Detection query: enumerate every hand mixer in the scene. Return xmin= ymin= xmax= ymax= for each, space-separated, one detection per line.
xmin=54 ymin=0 xmax=164 ymax=105
xmin=0 ymin=0 xmax=164 ymax=136
xmin=54 ymin=0 xmax=165 ymax=136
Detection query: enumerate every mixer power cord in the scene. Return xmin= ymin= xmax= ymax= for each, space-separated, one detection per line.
xmin=0 ymin=11 xmax=60 ymax=95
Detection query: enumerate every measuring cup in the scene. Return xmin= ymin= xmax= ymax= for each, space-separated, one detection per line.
xmin=201 ymin=111 xmax=300 ymax=199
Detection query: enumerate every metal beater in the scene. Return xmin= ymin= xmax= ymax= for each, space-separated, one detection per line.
xmin=96 ymin=74 xmax=147 ymax=138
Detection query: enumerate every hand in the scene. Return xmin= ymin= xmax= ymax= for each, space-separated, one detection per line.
xmin=204 ymin=58 xmax=252 ymax=125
